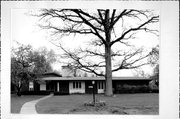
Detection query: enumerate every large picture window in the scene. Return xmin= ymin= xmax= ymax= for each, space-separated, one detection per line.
xmin=73 ymin=82 xmax=82 ymax=89
xmin=98 ymin=81 xmax=104 ymax=89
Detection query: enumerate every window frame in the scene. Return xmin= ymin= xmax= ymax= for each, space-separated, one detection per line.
xmin=72 ymin=81 xmax=82 ymax=89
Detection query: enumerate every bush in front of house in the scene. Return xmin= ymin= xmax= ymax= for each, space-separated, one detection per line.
xmin=53 ymin=91 xmax=69 ymax=95
xmin=21 ymin=91 xmax=51 ymax=95
xmin=148 ymin=82 xmax=159 ymax=93
xmin=84 ymin=100 xmax=106 ymax=107
xmin=149 ymin=88 xmax=159 ymax=93
xmin=115 ymin=84 xmax=152 ymax=94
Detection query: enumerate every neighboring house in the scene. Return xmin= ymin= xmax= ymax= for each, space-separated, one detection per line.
xmin=30 ymin=73 xmax=152 ymax=94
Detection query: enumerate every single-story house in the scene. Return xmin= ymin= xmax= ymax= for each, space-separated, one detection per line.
xmin=30 ymin=72 xmax=152 ymax=94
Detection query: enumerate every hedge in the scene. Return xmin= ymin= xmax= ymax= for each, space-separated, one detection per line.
xmin=21 ymin=91 xmax=51 ymax=95
xmin=114 ymin=84 xmax=158 ymax=94
xmin=53 ymin=91 xmax=69 ymax=95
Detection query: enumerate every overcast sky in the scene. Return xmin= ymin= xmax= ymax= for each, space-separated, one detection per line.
xmin=11 ymin=9 xmax=159 ymax=77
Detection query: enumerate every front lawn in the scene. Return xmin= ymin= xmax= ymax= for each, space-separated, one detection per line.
xmin=11 ymin=94 xmax=43 ymax=113
xmin=36 ymin=93 xmax=159 ymax=114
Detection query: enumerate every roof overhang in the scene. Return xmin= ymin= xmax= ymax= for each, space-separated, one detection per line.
xmin=37 ymin=77 xmax=151 ymax=81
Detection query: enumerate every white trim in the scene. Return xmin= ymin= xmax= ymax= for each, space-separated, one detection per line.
xmin=40 ymin=77 xmax=150 ymax=81
xmin=57 ymin=82 xmax=59 ymax=92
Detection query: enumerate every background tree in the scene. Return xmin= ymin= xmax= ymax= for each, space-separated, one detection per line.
xmin=37 ymin=47 xmax=56 ymax=64
xmin=11 ymin=43 xmax=56 ymax=96
xmin=148 ymin=45 xmax=159 ymax=86
xmin=36 ymin=9 xmax=159 ymax=96
xmin=151 ymin=64 xmax=159 ymax=86
xmin=11 ymin=44 xmax=34 ymax=96
xmin=31 ymin=47 xmax=56 ymax=74
xmin=133 ymin=68 xmax=149 ymax=77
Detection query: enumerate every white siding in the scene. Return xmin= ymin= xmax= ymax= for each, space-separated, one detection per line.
xmin=40 ymin=84 xmax=46 ymax=91
xmin=98 ymin=89 xmax=105 ymax=94
xmin=69 ymin=81 xmax=85 ymax=94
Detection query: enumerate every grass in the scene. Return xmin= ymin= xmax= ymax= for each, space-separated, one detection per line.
xmin=36 ymin=93 xmax=159 ymax=114
xmin=11 ymin=94 xmax=43 ymax=113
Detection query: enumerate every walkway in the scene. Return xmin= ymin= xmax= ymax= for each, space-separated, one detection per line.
xmin=20 ymin=94 xmax=53 ymax=114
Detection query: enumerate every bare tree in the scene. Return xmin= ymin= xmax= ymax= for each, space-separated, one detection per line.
xmin=36 ymin=9 xmax=159 ymax=96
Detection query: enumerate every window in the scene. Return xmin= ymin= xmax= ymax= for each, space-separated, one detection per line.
xmin=73 ymin=82 xmax=82 ymax=89
xmin=76 ymin=82 xmax=79 ymax=88
xmin=79 ymin=82 xmax=81 ymax=88
xmin=98 ymin=82 xmax=104 ymax=89
xmin=101 ymin=82 xmax=104 ymax=89
xmin=73 ymin=82 xmax=76 ymax=88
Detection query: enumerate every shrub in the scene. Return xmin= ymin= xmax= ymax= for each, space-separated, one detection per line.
xmin=115 ymin=84 xmax=152 ymax=94
xmin=84 ymin=100 xmax=106 ymax=107
xmin=21 ymin=91 xmax=51 ymax=95
xmin=54 ymin=92 xmax=69 ymax=95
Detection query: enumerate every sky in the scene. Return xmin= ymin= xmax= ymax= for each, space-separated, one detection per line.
xmin=11 ymin=9 xmax=159 ymax=77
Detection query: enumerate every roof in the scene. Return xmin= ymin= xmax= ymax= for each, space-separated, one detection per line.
xmin=38 ymin=72 xmax=62 ymax=78
xmin=38 ymin=76 xmax=151 ymax=81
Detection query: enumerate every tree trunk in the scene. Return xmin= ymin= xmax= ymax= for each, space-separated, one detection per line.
xmin=105 ymin=45 xmax=113 ymax=96
xmin=17 ymin=87 xmax=21 ymax=96
xmin=104 ymin=10 xmax=113 ymax=96
xmin=17 ymin=81 xmax=22 ymax=96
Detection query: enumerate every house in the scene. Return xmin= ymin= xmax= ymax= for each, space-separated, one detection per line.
xmin=26 ymin=66 xmax=153 ymax=94
xmin=30 ymin=72 xmax=152 ymax=94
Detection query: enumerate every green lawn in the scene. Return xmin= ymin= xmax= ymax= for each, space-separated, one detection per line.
xmin=36 ymin=93 xmax=159 ymax=114
xmin=11 ymin=94 xmax=43 ymax=113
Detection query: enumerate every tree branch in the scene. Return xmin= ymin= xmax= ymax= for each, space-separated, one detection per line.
xmin=72 ymin=9 xmax=107 ymax=46
xmin=110 ymin=15 xmax=159 ymax=46
xmin=110 ymin=9 xmax=127 ymax=28
xmin=56 ymin=44 xmax=105 ymax=76
xmin=112 ymin=48 xmax=150 ymax=72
